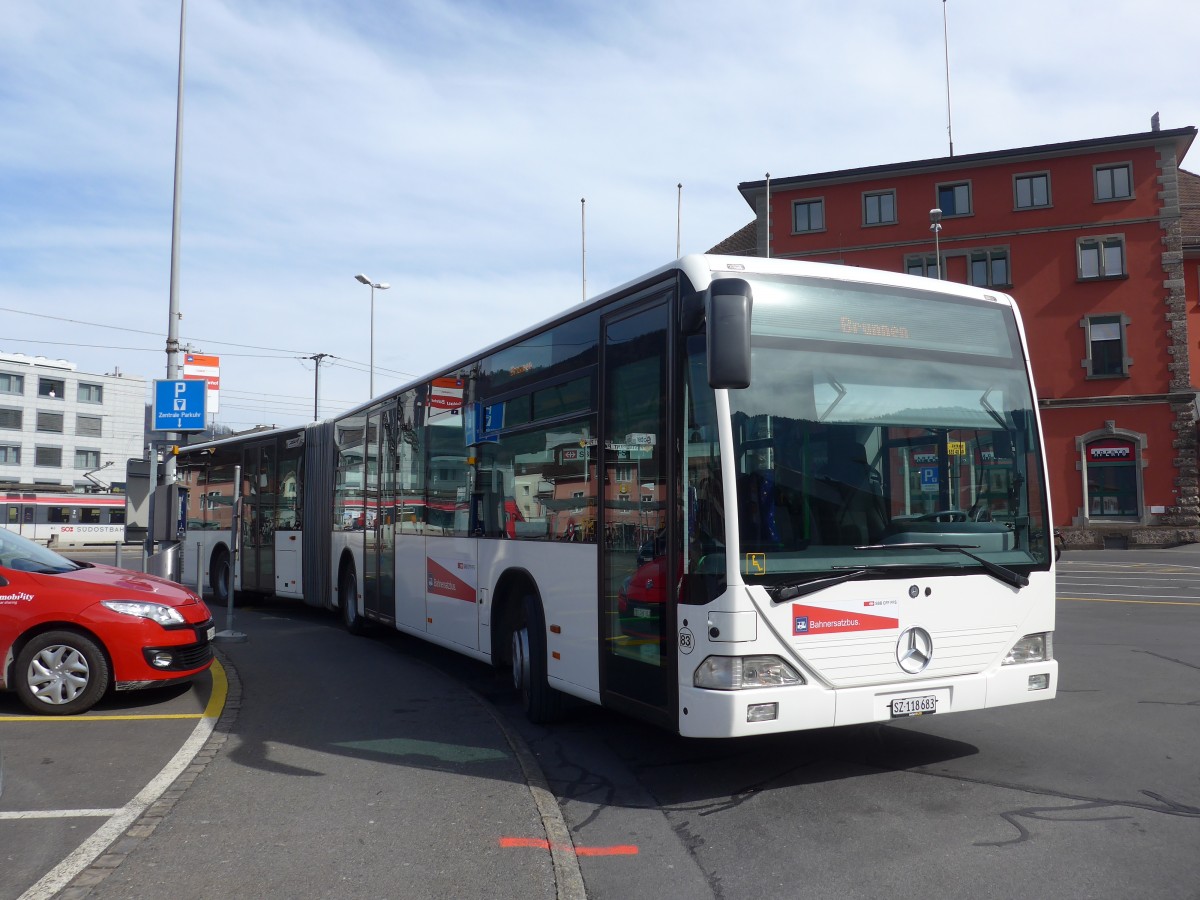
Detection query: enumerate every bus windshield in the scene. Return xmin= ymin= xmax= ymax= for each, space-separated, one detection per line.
xmin=687 ymin=274 xmax=1051 ymax=586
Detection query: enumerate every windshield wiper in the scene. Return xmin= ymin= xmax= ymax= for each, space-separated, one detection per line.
xmin=855 ymin=542 xmax=1029 ymax=589
xmin=769 ymin=563 xmax=951 ymax=602
xmin=771 ymin=567 xmax=871 ymax=601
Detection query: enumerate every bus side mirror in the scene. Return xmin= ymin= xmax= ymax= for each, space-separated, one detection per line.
xmin=707 ymin=279 xmax=753 ymax=389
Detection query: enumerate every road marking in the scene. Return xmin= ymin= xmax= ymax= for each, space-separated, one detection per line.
xmin=501 ymin=836 xmax=639 ymax=857
xmin=1059 ymin=596 xmax=1200 ymax=607
xmin=15 ymin=661 xmax=227 ymax=900
xmin=1 ymin=712 xmax=205 ymax=723
xmin=0 ymin=809 xmax=122 ymax=820
xmin=2 ymin=669 xmax=224 ymax=724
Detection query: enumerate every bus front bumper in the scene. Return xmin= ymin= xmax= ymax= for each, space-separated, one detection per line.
xmin=677 ymin=660 xmax=1058 ymax=738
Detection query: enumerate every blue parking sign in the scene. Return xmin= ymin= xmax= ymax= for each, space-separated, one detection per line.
xmin=920 ymin=466 xmax=939 ymax=492
xmin=153 ymin=379 xmax=207 ymax=432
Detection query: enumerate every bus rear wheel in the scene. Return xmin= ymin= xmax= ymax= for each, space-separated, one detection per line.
xmin=511 ymin=594 xmax=562 ymax=723
xmin=210 ymin=547 xmax=231 ymax=606
xmin=339 ymin=563 xmax=367 ymax=635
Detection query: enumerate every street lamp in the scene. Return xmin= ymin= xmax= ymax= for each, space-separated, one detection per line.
xmin=929 ymin=208 xmax=943 ymax=279
xmin=354 ymin=274 xmax=390 ymax=397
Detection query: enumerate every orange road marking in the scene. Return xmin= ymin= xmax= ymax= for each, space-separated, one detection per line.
xmin=500 ymin=837 xmax=639 ymax=857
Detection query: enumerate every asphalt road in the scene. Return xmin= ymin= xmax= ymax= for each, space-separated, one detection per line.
xmin=2 ymin=547 xmax=1198 ymax=899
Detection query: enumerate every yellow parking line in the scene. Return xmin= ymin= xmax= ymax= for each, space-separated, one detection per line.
xmin=0 ymin=659 xmax=226 ymax=723
xmin=1059 ymin=596 xmax=1200 ymax=607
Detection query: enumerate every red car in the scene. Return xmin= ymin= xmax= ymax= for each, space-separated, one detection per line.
xmin=1 ymin=527 xmax=214 ymax=715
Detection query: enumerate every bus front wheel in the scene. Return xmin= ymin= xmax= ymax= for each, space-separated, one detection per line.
xmin=512 ymin=594 xmax=561 ymax=723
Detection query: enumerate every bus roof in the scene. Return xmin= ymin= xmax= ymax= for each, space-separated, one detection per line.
xmin=179 ymin=254 xmax=1019 ymax=451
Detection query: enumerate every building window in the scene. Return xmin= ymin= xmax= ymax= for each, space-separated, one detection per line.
xmin=936 ymin=181 xmax=972 ymax=217
xmin=863 ymin=190 xmax=896 ymax=226
xmin=76 ymin=414 xmax=103 ymax=438
xmin=0 ymin=445 xmax=19 ymax=464
xmin=1085 ymin=439 xmax=1138 ymax=517
xmin=1078 ymin=235 xmax=1126 ymax=279
xmin=38 ymin=377 xmax=65 ymax=399
xmin=75 ymin=448 xmax=101 ymax=469
xmin=1094 ymin=163 xmax=1132 ymax=201
xmin=792 ymin=198 xmax=825 ymax=233
xmin=1014 ymin=173 xmax=1051 ymax=209
xmin=36 ymin=411 xmax=64 ymax=433
xmin=0 ymin=407 xmax=21 ymax=430
xmin=78 ymin=383 xmax=104 ymax=404
xmin=905 ymin=254 xmax=940 ymax=279
xmin=1081 ymin=314 xmax=1130 ymax=377
xmin=0 ymin=372 xmax=24 ymax=395
xmin=35 ymin=446 xmax=63 ymax=467
xmin=968 ymin=249 xmax=1011 ymax=287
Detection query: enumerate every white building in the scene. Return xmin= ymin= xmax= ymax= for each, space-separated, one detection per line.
xmin=0 ymin=352 xmax=146 ymax=491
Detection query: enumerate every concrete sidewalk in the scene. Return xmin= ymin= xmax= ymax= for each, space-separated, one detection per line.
xmin=56 ymin=604 xmax=580 ymax=899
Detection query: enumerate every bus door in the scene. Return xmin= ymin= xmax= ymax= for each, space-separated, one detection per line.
xmin=240 ymin=441 xmax=275 ymax=593
xmin=363 ymin=409 xmax=397 ymax=623
xmin=600 ymin=297 xmax=673 ymax=722
xmin=424 ymin=376 xmax=479 ymax=650
xmin=393 ymin=389 xmax=427 ymax=632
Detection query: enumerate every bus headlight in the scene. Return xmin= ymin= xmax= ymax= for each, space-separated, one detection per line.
xmin=693 ymin=655 xmax=804 ymax=690
xmin=1003 ymin=633 xmax=1052 ymax=665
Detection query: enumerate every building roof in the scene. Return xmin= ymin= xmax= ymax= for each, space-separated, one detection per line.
xmin=707 ymin=220 xmax=756 ymax=256
xmin=736 ymin=126 xmax=1197 ymax=207
xmin=1182 ymin=169 xmax=1200 ymax=251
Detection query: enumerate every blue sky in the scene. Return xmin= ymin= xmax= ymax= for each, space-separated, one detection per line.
xmin=1 ymin=0 xmax=1197 ymax=428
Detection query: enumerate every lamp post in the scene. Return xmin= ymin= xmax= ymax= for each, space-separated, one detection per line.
xmin=354 ymin=274 xmax=390 ymax=397
xmin=928 ymin=208 xmax=943 ymax=279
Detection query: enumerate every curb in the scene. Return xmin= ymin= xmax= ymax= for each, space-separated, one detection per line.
xmin=52 ymin=653 xmax=241 ymax=899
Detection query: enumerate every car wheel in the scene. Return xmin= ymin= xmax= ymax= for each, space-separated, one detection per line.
xmin=15 ymin=631 xmax=110 ymax=716
xmin=210 ymin=547 xmax=231 ymax=606
xmin=340 ymin=563 xmax=367 ymax=635
xmin=511 ymin=594 xmax=561 ymax=723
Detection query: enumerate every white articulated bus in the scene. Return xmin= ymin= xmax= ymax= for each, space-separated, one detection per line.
xmin=177 ymin=255 xmax=1057 ymax=737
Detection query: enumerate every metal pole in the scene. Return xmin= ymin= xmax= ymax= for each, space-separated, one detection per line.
xmin=164 ymin=0 xmax=187 ymax=487
xmin=214 ymin=463 xmax=247 ymax=641
xmin=369 ymin=283 xmax=375 ymax=398
xmin=676 ymin=183 xmax=682 ymax=258
xmin=764 ymin=173 xmax=771 ymax=259
xmin=580 ymin=197 xmax=587 ymax=302
xmin=943 ymin=0 xmax=954 ymax=157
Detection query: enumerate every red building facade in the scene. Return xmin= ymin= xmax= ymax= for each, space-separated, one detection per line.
xmin=713 ymin=125 xmax=1200 ymax=546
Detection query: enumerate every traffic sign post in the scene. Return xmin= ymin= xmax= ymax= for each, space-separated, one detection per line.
xmin=153 ymin=379 xmax=207 ymax=432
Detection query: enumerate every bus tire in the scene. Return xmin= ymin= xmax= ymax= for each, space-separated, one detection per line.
xmin=15 ymin=630 xmax=111 ymax=715
xmin=339 ymin=561 xmax=367 ymax=635
xmin=210 ymin=547 xmax=231 ymax=606
xmin=512 ymin=593 xmax=562 ymax=723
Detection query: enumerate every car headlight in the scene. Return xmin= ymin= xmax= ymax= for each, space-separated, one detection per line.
xmin=1003 ymin=632 xmax=1052 ymax=665
xmin=693 ymin=655 xmax=804 ymax=690
xmin=102 ymin=600 xmax=186 ymax=627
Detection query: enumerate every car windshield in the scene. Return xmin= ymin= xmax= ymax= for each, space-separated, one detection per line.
xmin=684 ymin=274 xmax=1052 ymax=585
xmin=0 ymin=528 xmax=85 ymax=574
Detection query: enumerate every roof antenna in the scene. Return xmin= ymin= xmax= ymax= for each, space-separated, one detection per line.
xmin=943 ymin=0 xmax=954 ymax=156
xmin=764 ymin=173 xmax=771 ymax=259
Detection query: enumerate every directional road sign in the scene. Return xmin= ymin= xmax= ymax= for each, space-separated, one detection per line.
xmin=153 ymin=379 xmax=207 ymax=432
